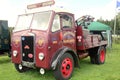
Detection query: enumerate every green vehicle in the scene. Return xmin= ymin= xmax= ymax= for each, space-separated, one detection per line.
xmin=0 ymin=20 xmax=11 ymax=57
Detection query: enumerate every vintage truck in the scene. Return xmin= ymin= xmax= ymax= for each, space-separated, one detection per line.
xmin=0 ymin=20 xmax=11 ymax=57
xmin=11 ymin=1 xmax=107 ymax=80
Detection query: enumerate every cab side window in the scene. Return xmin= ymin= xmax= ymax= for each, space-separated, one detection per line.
xmin=61 ymin=15 xmax=73 ymax=28
xmin=51 ymin=15 xmax=60 ymax=32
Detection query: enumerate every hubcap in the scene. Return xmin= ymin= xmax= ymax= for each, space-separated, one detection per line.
xmin=100 ymin=49 xmax=105 ymax=63
xmin=61 ymin=58 xmax=73 ymax=78
xmin=19 ymin=64 xmax=23 ymax=70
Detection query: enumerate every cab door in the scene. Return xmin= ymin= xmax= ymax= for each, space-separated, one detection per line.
xmin=49 ymin=14 xmax=62 ymax=59
xmin=60 ymin=14 xmax=76 ymax=51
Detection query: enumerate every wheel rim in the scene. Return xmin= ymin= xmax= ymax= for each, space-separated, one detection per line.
xmin=19 ymin=64 xmax=23 ymax=70
xmin=100 ymin=49 xmax=105 ymax=63
xmin=61 ymin=58 xmax=73 ymax=78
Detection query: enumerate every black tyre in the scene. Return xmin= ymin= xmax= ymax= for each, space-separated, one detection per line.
xmin=90 ymin=46 xmax=106 ymax=64
xmin=89 ymin=48 xmax=97 ymax=64
xmin=14 ymin=64 xmax=30 ymax=73
xmin=53 ymin=53 xmax=74 ymax=80
xmin=90 ymin=55 xmax=96 ymax=64
xmin=96 ymin=46 xmax=106 ymax=64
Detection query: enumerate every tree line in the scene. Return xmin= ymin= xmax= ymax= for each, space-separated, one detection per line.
xmin=97 ymin=13 xmax=120 ymax=35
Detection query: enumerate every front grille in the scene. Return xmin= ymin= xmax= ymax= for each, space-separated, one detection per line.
xmin=21 ymin=36 xmax=34 ymax=62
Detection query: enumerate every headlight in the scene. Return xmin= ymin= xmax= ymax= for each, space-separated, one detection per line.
xmin=39 ymin=53 xmax=44 ymax=60
xmin=39 ymin=68 xmax=45 ymax=75
xmin=13 ymin=50 xmax=18 ymax=57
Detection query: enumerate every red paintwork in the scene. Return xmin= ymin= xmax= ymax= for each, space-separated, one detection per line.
xmin=61 ymin=57 xmax=73 ymax=78
xmin=76 ymin=26 xmax=107 ymax=51
xmin=11 ymin=32 xmax=22 ymax=64
xmin=11 ymin=30 xmax=51 ymax=69
xmin=100 ymin=48 xmax=105 ymax=63
xmin=11 ymin=10 xmax=107 ymax=70
xmin=76 ymin=26 xmax=85 ymax=50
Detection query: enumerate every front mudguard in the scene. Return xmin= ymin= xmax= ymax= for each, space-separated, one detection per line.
xmin=51 ymin=47 xmax=80 ymax=70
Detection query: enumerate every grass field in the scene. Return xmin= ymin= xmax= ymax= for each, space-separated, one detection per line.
xmin=0 ymin=43 xmax=120 ymax=80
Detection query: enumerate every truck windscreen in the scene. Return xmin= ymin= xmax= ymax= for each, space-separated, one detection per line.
xmin=14 ymin=11 xmax=52 ymax=32
xmin=14 ymin=14 xmax=33 ymax=32
xmin=31 ymin=11 xmax=52 ymax=31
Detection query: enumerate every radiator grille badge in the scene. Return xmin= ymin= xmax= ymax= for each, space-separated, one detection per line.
xmin=24 ymin=45 xmax=30 ymax=49
xmin=28 ymin=53 xmax=33 ymax=58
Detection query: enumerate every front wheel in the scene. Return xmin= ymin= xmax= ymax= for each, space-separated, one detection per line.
xmin=53 ymin=53 xmax=74 ymax=80
xmin=14 ymin=64 xmax=30 ymax=73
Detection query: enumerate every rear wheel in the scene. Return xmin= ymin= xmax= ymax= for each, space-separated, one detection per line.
xmin=96 ymin=46 xmax=106 ymax=64
xmin=90 ymin=55 xmax=96 ymax=64
xmin=14 ymin=64 xmax=30 ymax=73
xmin=89 ymin=48 xmax=97 ymax=64
xmin=53 ymin=53 xmax=74 ymax=80
xmin=90 ymin=46 xmax=106 ymax=64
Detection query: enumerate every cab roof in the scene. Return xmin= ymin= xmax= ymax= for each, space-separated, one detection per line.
xmin=25 ymin=6 xmax=73 ymax=15
xmin=20 ymin=1 xmax=73 ymax=16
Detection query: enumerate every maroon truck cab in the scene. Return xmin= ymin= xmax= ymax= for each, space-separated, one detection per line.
xmin=11 ymin=1 xmax=107 ymax=80
xmin=11 ymin=10 xmax=79 ymax=73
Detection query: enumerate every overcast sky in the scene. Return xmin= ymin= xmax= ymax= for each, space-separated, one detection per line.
xmin=0 ymin=0 xmax=117 ymax=26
